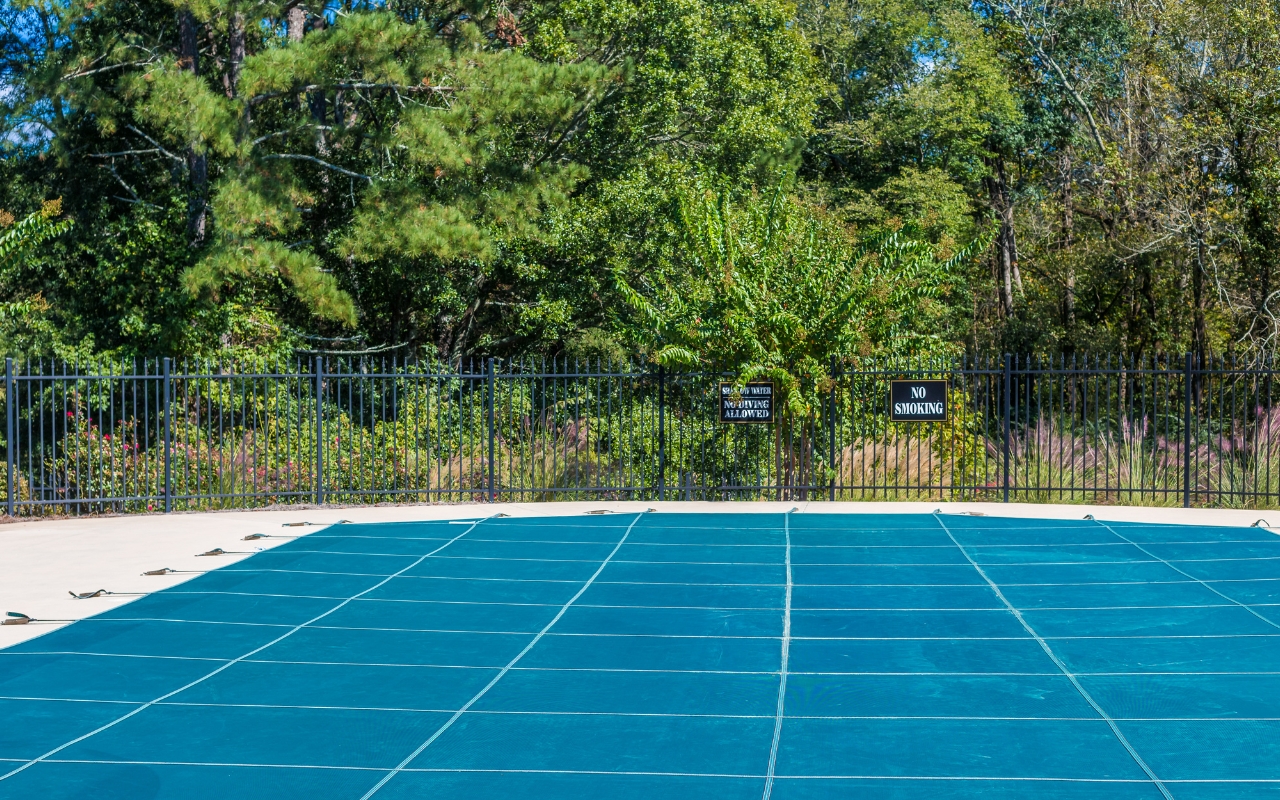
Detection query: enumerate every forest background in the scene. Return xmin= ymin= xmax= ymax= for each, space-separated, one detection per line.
xmin=1 ymin=0 xmax=1277 ymax=372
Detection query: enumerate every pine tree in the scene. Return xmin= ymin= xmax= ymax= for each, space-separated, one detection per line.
xmin=130 ymin=2 xmax=609 ymax=330
xmin=4 ymin=0 xmax=606 ymax=343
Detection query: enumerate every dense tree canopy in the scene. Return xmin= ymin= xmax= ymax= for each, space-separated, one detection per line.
xmin=2 ymin=0 xmax=1278 ymax=364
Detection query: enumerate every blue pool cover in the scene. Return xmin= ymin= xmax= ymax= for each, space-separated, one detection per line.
xmin=2 ymin=511 xmax=1280 ymax=799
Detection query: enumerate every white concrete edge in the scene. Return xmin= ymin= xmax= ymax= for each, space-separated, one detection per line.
xmin=2 ymin=501 xmax=1276 ymax=649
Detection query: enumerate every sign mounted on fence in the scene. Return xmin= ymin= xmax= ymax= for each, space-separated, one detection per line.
xmin=719 ymin=382 xmax=775 ymax=423
xmin=889 ymin=379 xmax=949 ymax=422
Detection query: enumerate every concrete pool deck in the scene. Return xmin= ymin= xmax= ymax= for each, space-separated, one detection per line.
xmin=3 ymin=501 xmax=1279 ymax=649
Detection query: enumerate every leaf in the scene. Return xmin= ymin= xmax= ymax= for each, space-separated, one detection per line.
xmin=0 ymin=205 xmax=74 ymax=274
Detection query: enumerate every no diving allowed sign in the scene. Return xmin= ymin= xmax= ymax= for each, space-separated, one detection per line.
xmin=719 ymin=382 xmax=775 ymax=423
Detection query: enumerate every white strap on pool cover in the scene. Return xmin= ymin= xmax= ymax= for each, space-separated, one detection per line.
xmin=761 ymin=508 xmax=794 ymax=800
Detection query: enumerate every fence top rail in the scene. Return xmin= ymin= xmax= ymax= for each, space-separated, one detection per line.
xmin=10 ymin=355 xmax=1280 ymax=380
xmin=11 ymin=366 xmax=1245 ymax=379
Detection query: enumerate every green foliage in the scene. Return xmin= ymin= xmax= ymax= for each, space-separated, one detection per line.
xmin=528 ymin=0 xmax=824 ymax=178
xmin=136 ymin=8 xmax=615 ymax=331
xmin=0 ymin=199 xmax=74 ymax=273
xmin=187 ymin=240 xmax=357 ymax=327
xmin=0 ymin=199 xmax=90 ymax=358
xmin=4 ymin=0 xmax=1279 ymax=365
xmin=616 ymin=185 xmax=987 ymax=416
xmin=803 ymin=0 xmax=1020 ymax=199
xmin=468 ymin=0 xmax=829 ymax=357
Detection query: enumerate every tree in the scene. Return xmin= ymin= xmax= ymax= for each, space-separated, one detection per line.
xmin=108 ymin=3 xmax=610 ymax=344
xmin=464 ymin=0 xmax=827 ymax=358
xmin=1 ymin=0 xmax=826 ymax=359
xmin=0 ymin=199 xmax=73 ymax=273
xmin=617 ymin=185 xmax=987 ymax=416
xmin=796 ymin=0 xmax=1022 ymax=343
xmin=0 ymin=199 xmax=83 ymax=356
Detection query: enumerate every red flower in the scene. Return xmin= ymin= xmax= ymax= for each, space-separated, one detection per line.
xmin=102 ymin=434 xmax=111 ymax=441
xmin=66 ymin=411 xmax=75 ymax=418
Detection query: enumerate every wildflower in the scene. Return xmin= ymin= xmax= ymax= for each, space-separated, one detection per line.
xmin=66 ymin=411 xmax=75 ymax=418
xmin=103 ymin=434 xmax=111 ymax=441
xmin=147 ymin=503 xmax=155 ymax=511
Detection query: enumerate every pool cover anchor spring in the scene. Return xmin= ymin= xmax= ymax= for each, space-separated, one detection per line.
xmin=3 ymin=611 xmax=73 ymax=625
xmin=67 ymin=590 xmax=143 ymax=600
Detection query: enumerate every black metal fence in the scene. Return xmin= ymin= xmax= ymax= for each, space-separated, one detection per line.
xmin=5 ymin=354 xmax=1279 ymax=515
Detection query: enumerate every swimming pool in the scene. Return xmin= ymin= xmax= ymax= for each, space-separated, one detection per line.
xmin=2 ymin=511 xmax=1278 ymax=798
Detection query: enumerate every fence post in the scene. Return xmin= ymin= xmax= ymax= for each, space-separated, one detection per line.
xmin=657 ymin=364 xmax=666 ymax=501
xmin=315 ymin=356 xmax=325 ymax=506
xmin=162 ymin=358 xmax=172 ymax=513
xmin=487 ymin=357 xmax=496 ymax=503
xmin=1183 ymin=352 xmax=1192 ymax=508
xmin=5 ymin=358 xmax=13 ymax=518
xmin=829 ymin=357 xmax=837 ymax=502
xmin=1002 ymin=353 xmax=1011 ymax=504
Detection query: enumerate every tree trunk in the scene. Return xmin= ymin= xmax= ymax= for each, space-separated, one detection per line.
xmin=307 ymin=13 xmax=329 ymax=177
xmin=179 ymin=7 xmax=207 ymax=245
xmin=227 ymin=11 xmax=245 ymax=98
xmin=287 ymin=2 xmax=306 ymax=42
xmin=1061 ymin=149 xmax=1076 ymax=348
xmin=986 ymin=156 xmax=1020 ymax=318
xmin=1194 ymin=229 xmax=1208 ymax=366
